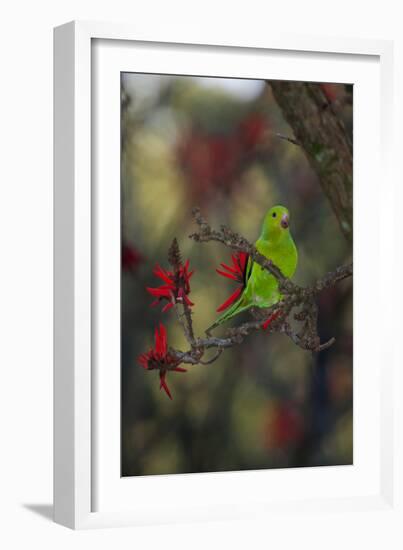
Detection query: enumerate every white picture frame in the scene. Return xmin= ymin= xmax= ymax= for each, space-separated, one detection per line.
xmin=54 ymin=20 xmax=399 ymax=531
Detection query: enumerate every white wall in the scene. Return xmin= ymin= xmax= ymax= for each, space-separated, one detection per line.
xmin=0 ymin=1 xmax=401 ymax=548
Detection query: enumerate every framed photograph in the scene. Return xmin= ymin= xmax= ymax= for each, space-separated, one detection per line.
xmin=54 ymin=21 xmax=398 ymax=530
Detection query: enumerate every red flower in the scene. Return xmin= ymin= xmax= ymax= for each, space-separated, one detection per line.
xmin=177 ymin=131 xmax=241 ymax=199
xmin=216 ymin=252 xmax=249 ymax=312
xmin=238 ymin=113 xmax=268 ymax=152
xmin=262 ymin=310 xmax=282 ymax=330
xmin=122 ymin=242 xmax=143 ymax=273
xmin=320 ymin=83 xmax=339 ymax=103
xmin=264 ymin=402 xmax=304 ymax=449
xmin=146 ymin=260 xmax=194 ymax=313
xmin=138 ymin=324 xmax=186 ymax=399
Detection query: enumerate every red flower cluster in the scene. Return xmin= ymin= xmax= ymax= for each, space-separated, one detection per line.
xmin=138 ymin=324 xmax=186 ymax=399
xmin=264 ymin=401 xmax=304 ymax=450
xmin=216 ymin=251 xmax=249 ymax=312
xmin=176 ymin=112 xmax=269 ymax=202
xmin=320 ymin=83 xmax=339 ymax=103
xmin=122 ymin=242 xmax=143 ymax=273
xmin=146 ymin=260 xmax=194 ymax=313
xmin=238 ymin=112 xmax=268 ymax=152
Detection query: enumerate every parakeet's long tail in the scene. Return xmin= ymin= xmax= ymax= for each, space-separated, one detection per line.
xmin=206 ymin=295 xmax=254 ymax=333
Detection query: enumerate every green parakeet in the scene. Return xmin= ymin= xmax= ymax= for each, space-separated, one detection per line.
xmin=209 ymin=205 xmax=298 ymax=331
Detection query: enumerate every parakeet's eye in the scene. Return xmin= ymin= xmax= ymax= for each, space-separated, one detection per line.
xmin=272 ymin=212 xmax=277 ymax=218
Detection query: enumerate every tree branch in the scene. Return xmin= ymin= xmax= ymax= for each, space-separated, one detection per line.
xmin=161 ymin=211 xmax=353 ymax=369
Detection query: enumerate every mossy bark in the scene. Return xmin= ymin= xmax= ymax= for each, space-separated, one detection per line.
xmin=269 ymin=81 xmax=353 ymax=243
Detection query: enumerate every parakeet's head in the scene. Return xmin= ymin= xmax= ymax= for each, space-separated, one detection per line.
xmin=261 ymin=205 xmax=291 ymax=239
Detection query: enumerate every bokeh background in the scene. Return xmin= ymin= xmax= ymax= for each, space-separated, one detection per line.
xmin=121 ymin=74 xmax=353 ymax=476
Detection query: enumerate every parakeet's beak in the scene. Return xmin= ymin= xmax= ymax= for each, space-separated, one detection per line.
xmin=281 ymin=213 xmax=289 ymax=229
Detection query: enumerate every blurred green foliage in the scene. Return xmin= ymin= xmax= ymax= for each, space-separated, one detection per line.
xmin=121 ymin=74 xmax=353 ymax=476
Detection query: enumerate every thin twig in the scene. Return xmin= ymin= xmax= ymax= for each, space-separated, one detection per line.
xmin=173 ymin=298 xmax=194 ymax=347
xmin=274 ymin=132 xmax=301 ymax=146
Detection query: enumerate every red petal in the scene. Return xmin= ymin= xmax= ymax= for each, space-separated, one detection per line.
xmin=262 ymin=311 xmax=281 ymax=330
xmin=159 ymin=372 xmax=172 ymax=400
xmin=216 ymin=269 xmax=239 ymax=281
xmin=172 ymin=367 xmax=187 ymax=372
xmin=220 ymin=262 xmax=240 ymax=275
xmin=155 ymin=326 xmax=162 ymax=356
xmin=162 ymin=302 xmax=174 ymax=313
xmin=183 ymin=294 xmax=194 ymax=306
xmin=216 ymin=287 xmax=242 ymax=312
xmin=137 ymin=353 xmax=149 ymax=369
xmin=239 ymin=253 xmax=249 ymax=270
xmin=158 ymin=324 xmax=167 ymax=356
xmin=153 ymin=264 xmax=173 ymax=285
xmin=146 ymin=286 xmax=173 ymax=297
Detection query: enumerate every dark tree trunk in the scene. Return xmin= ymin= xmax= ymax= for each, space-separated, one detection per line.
xmin=269 ymin=81 xmax=353 ymax=243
